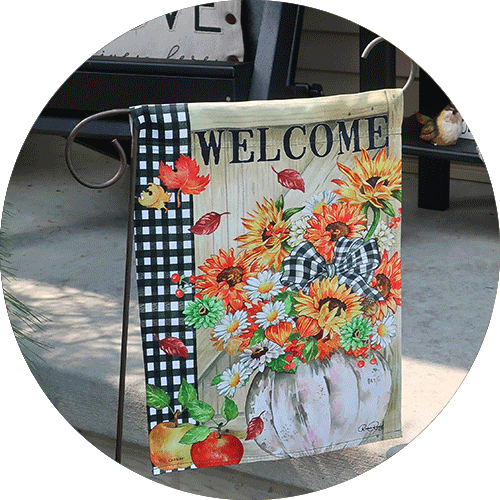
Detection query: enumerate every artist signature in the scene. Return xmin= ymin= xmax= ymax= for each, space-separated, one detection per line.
xmin=358 ymin=421 xmax=384 ymax=433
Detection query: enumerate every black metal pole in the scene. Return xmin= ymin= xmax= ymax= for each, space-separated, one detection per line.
xmin=417 ymin=70 xmax=451 ymax=210
xmin=115 ymin=125 xmax=137 ymax=463
xmin=359 ymin=27 xmax=396 ymax=91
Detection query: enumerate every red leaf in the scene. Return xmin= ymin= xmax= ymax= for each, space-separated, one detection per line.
xmin=153 ymin=334 xmax=188 ymax=359
xmin=245 ymin=411 xmax=265 ymax=440
xmin=272 ymin=166 xmax=305 ymax=192
xmin=189 ymin=212 xmax=230 ymax=235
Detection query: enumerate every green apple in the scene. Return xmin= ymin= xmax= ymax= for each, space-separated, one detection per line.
xmin=149 ymin=421 xmax=195 ymax=470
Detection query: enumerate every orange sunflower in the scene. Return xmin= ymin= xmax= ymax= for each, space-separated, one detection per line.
xmin=196 ymin=248 xmax=259 ymax=313
xmin=295 ymin=277 xmax=364 ymax=339
xmin=333 ymin=148 xmax=401 ymax=209
xmin=370 ymin=250 xmax=401 ymax=320
xmin=235 ymin=198 xmax=290 ymax=271
xmin=304 ymin=203 xmax=367 ymax=262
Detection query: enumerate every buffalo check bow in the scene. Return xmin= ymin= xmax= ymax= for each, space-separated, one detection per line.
xmin=280 ymin=238 xmax=384 ymax=301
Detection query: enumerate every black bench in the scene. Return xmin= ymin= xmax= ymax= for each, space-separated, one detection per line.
xmin=32 ymin=1 xmax=320 ymax=158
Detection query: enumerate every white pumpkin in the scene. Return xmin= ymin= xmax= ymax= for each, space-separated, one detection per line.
xmin=245 ymin=351 xmax=392 ymax=458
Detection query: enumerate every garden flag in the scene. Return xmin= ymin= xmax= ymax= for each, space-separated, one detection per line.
xmin=130 ymin=89 xmax=403 ymax=474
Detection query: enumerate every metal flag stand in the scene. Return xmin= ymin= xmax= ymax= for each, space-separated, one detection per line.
xmin=65 ymin=109 xmax=136 ymax=463
xmin=62 ymin=37 xmax=415 ymax=465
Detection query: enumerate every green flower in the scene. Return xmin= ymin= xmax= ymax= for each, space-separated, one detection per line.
xmin=183 ymin=295 xmax=225 ymax=329
xmin=339 ymin=315 xmax=371 ymax=351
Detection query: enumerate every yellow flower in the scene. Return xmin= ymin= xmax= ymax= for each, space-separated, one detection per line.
xmin=295 ymin=277 xmax=363 ymax=337
xmin=235 ymin=198 xmax=290 ymax=270
xmin=333 ymin=148 xmax=401 ymax=209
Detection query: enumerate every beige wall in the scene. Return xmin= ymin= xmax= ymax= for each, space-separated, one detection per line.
xmin=296 ymin=8 xmax=418 ymax=117
xmin=296 ymin=7 xmax=489 ymax=183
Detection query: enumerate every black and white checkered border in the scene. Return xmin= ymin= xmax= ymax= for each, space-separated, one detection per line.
xmin=130 ymin=104 xmax=198 ymax=475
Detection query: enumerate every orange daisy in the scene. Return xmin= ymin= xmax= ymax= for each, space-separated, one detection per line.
xmin=317 ymin=336 xmax=342 ymax=362
xmin=238 ymin=302 xmax=264 ymax=349
xmin=210 ymin=333 xmax=245 ymax=356
xmin=294 ymin=277 xmax=364 ymax=338
xmin=333 ymin=148 xmax=401 ymax=210
xmin=304 ymin=203 xmax=367 ymax=262
xmin=370 ymin=250 xmax=401 ymax=320
xmin=235 ymin=198 xmax=290 ymax=271
xmin=196 ymin=248 xmax=259 ymax=312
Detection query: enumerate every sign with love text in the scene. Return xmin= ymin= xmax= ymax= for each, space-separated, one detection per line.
xmin=130 ymin=89 xmax=403 ymax=474
xmin=94 ymin=1 xmax=244 ymax=62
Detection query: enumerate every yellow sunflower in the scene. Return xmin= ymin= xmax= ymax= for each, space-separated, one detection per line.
xmin=295 ymin=277 xmax=364 ymax=338
xmin=333 ymin=148 xmax=401 ymax=209
xmin=235 ymin=198 xmax=290 ymax=270
xmin=304 ymin=203 xmax=367 ymax=262
xmin=370 ymin=250 xmax=402 ymax=321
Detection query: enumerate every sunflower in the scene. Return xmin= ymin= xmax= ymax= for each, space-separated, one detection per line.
xmin=295 ymin=277 xmax=364 ymax=338
xmin=304 ymin=203 xmax=367 ymax=262
xmin=235 ymin=198 xmax=290 ymax=271
xmin=370 ymin=250 xmax=401 ymax=320
xmin=196 ymin=248 xmax=259 ymax=312
xmin=333 ymin=148 xmax=401 ymax=210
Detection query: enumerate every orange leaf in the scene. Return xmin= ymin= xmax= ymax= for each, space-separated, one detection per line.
xmin=159 ymin=155 xmax=210 ymax=196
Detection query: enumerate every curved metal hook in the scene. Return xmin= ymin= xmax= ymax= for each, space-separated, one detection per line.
xmin=65 ymin=108 xmax=130 ymax=189
xmin=361 ymin=36 xmax=417 ymax=93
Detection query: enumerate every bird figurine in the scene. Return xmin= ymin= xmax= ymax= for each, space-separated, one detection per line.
xmin=415 ymin=104 xmax=463 ymax=146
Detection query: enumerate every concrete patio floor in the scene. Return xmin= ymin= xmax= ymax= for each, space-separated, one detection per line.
xmin=2 ymin=132 xmax=498 ymax=498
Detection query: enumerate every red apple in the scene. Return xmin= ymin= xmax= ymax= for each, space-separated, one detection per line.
xmin=190 ymin=432 xmax=244 ymax=468
xmin=149 ymin=421 xmax=194 ymax=471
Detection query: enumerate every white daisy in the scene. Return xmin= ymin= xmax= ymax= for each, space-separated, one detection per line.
xmin=363 ymin=220 xmax=395 ymax=252
xmin=217 ymin=362 xmax=253 ymax=398
xmin=371 ymin=314 xmax=396 ymax=348
xmin=303 ymin=190 xmax=338 ymax=216
xmin=288 ymin=216 xmax=310 ymax=247
xmin=213 ymin=310 xmax=249 ymax=344
xmin=239 ymin=339 xmax=285 ymax=372
xmin=243 ymin=270 xmax=282 ymax=301
xmin=255 ymin=301 xmax=287 ymax=329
